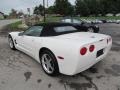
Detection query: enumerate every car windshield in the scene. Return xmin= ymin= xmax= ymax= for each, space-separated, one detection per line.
xmin=54 ymin=26 xmax=79 ymax=35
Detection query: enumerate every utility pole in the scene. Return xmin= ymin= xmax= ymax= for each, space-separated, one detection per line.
xmin=47 ymin=0 xmax=48 ymax=8
xmin=27 ymin=8 xmax=30 ymax=16
xmin=43 ymin=0 xmax=46 ymax=22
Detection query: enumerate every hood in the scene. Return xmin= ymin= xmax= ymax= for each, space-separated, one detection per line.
xmin=9 ymin=31 xmax=21 ymax=37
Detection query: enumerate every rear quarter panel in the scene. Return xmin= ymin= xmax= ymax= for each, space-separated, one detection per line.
xmin=35 ymin=37 xmax=81 ymax=75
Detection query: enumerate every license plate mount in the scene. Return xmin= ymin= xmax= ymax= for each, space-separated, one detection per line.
xmin=97 ymin=49 xmax=104 ymax=58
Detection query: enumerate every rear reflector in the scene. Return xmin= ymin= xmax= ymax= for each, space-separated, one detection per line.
xmin=107 ymin=37 xmax=112 ymax=44
xmin=80 ymin=47 xmax=87 ymax=55
xmin=109 ymin=37 xmax=112 ymax=42
xmin=97 ymin=49 xmax=104 ymax=57
xmin=58 ymin=56 xmax=64 ymax=59
xmin=89 ymin=45 xmax=95 ymax=52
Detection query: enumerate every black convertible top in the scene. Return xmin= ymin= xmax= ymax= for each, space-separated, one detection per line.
xmin=34 ymin=22 xmax=73 ymax=27
xmin=34 ymin=22 xmax=79 ymax=36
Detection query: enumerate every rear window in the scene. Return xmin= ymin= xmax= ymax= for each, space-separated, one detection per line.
xmin=54 ymin=26 xmax=77 ymax=33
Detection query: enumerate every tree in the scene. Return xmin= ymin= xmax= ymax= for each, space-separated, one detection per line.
xmin=9 ymin=9 xmax=18 ymax=18
xmin=18 ymin=11 xmax=24 ymax=17
xmin=34 ymin=6 xmax=39 ymax=15
xmin=116 ymin=0 xmax=120 ymax=14
xmin=33 ymin=0 xmax=120 ymax=17
xmin=75 ymin=0 xmax=90 ymax=16
xmin=107 ymin=0 xmax=119 ymax=15
xmin=64 ymin=1 xmax=74 ymax=16
xmin=46 ymin=6 xmax=55 ymax=14
xmin=84 ymin=0 xmax=101 ymax=16
xmin=54 ymin=0 xmax=74 ymax=16
xmin=34 ymin=4 xmax=44 ymax=16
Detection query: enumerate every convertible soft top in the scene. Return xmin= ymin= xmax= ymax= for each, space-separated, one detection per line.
xmin=34 ymin=22 xmax=79 ymax=36
xmin=34 ymin=22 xmax=73 ymax=27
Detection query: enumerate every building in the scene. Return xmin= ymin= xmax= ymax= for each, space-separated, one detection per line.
xmin=0 ymin=12 xmax=4 ymax=19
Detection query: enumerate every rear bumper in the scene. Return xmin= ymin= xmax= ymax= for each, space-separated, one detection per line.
xmin=75 ymin=46 xmax=111 ymax=75
xmin=60 ymin=42 xmax=112 ymax=76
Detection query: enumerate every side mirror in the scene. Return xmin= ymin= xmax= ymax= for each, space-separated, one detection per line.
xmin=18 ymin=31 xmax=24 ymax=36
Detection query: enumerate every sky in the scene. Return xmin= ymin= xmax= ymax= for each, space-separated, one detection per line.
xmin=0 ymin=0 xmax=75 ymax=15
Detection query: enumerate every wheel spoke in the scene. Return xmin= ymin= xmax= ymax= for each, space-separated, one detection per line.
xmin=48 ymin=62 xmax=54 ymax=71
xmin=41 ymin=54 xmax=54 ymax=74
xmin=44 ymin=55 xmax=48 ymax=61
xmin=49 ymin=67 xmax=54 ymax=72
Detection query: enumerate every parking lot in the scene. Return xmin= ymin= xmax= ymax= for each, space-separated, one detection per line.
xmin=0 ymin=23 xmax=120 ymax=90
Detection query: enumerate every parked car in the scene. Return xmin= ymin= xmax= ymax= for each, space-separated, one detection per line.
xmin=107 ymin=20 xmax=113 ymax=23
xmin=93 ymin=19 xmax=103 ymax=24
xmin=8 ymin=22 xmax=112 ymax=76
xmin=61 ymin=18 xmax=100 ymax=33
xmin=100 ymin=19 xmax=107 ymax=23
xmin=116 ymin=20 xmax=120 ymax=24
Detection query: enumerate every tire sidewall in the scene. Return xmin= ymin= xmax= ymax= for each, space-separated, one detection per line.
xmin=8 ymin=35 xmax=16 ymax=50
xmin=40 ymin=50 xmax=59 ymax=76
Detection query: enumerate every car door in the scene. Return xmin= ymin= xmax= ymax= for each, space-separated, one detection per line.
xmin=17 ymin=26 xmax=43 ymax=57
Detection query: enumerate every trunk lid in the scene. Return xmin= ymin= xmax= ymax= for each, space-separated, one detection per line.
xmin=55 ymin=32 xmax=109 ymax=44
xmin=54 ymin=32 xmax=111 ymax=51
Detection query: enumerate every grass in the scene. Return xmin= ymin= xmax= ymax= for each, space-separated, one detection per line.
xmin=0 ymin=16 xmax=4 ymax=20
xmin=0 ymin=21 xmax=23 ymax=36
xmin=7 ymin=21 xmax=22 ymax=29
xmin=2 ymin=20 xmax=25 ymax=32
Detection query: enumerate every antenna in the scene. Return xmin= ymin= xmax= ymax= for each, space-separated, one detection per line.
xmin=43 ymin=0 xmax=46 ymax=22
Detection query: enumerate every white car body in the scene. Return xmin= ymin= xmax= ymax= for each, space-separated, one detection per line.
xmin=9 ymin=31 xmax=112 ymax=75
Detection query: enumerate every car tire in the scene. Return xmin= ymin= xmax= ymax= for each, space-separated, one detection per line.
xmin=8 ymin=35 xmax=16 ymax=50
xmin=88 ymin=28 xmax=94 ymax=33
xmin=40 ymin=50 xmax=59 ymax=76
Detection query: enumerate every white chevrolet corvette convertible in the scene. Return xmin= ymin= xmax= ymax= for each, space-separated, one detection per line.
xmin=8 ymin=22 xmax=112 ymax=76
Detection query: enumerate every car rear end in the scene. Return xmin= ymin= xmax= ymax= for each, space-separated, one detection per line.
xmin=54 ymin=32 xmax=112 ymax=75
xmin=73 ymin=36 xmax=112 ymax=75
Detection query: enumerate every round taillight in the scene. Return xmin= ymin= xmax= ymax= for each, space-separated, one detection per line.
xmin=80 ymin=47 xmax=87 ymax=55
xmin=107 ymin=37 xmax=112 ymax=44
xmin=89 ymin=45 xmax=95 ymax=52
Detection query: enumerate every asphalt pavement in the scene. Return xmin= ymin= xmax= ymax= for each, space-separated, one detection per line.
xmin=0 ymin=23 xmax=120 ymax=90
